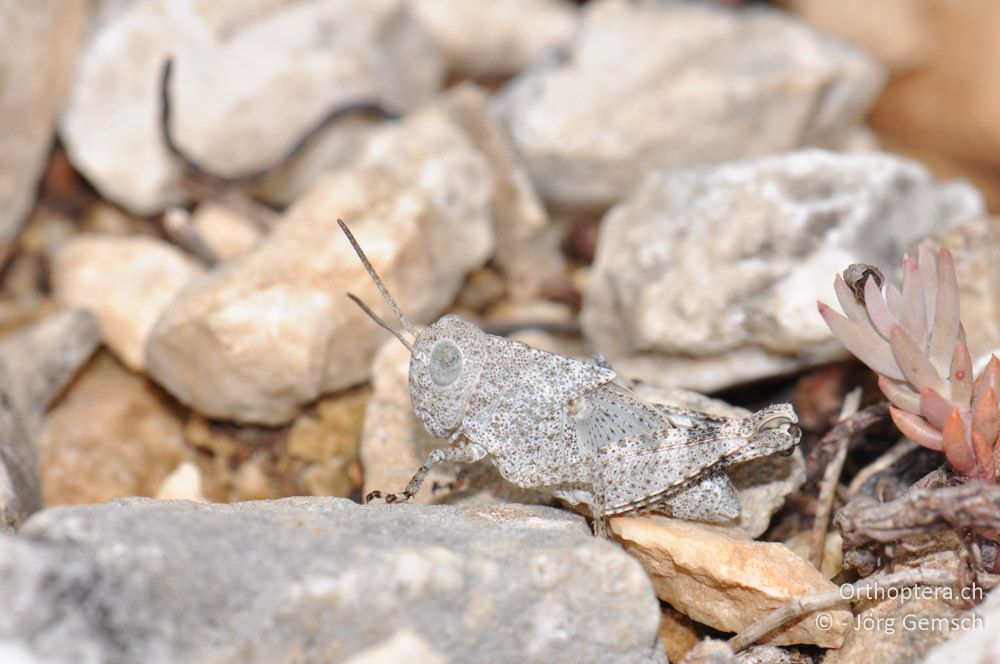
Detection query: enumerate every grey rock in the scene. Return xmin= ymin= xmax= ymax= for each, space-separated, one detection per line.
xmin=0 ymin=1 xmax=87 ymax=265
xmin=0 ymin=309 xmax=101 ymax=530
xmin=495 ymin=0 xmax=885 ymax=210
xmin=582 ymin=150 xmax=984 ymax=393
xmin=145 ymin=106 xmax=495 ymax=425
xmin=2 ymin=497 xmax=666 ymax=664
xmin=60 ymin=0 xmax=444 ymax=214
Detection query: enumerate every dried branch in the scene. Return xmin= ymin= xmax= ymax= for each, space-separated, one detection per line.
xmin=805 ymin=402 xmax=889 ymax=480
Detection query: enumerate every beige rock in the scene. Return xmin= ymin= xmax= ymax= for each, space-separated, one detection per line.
xmin=38 ymin=353 xmax=191 ymax=506
xmin=495 ymin=0 xmax=885 ymax=210
xmin=611 ymin=515 xmax=851 ymax=648
xmin=442 ymin=84 xmax=564 ymax=299
xmin=783 ymin=0 xmax=934 ymax=72
xmin=60 ymin=0 xmax=444 ymax=214
xmin=659 ymin=606 xmax=701 ymax=664
xmin=52 ymin=235 xmax=204 ymax=371
xmin=146 ymin=107 xmax=495 ymax=424
xmin=155 ymin=461 xmax=207 ymax=502
xmin=189 ymin=203 xmax=264 ymax=261
xmin=408 ymin=0 xmax=577 ymax=78
xmin=784 ymin=531 xmax=843 ymax=579
xmin=0 ymin=1 xmax=87 ymax=265
xmin=920 ymin=584 xmax=1000 ymax=664
xmin=582 ymin=150 xmax=984 ymax=393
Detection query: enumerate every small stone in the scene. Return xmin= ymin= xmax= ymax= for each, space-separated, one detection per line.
xmin=38 ymin=352 xmax=192 ymax=506
xmin=582 ymin=150 xmax=984 ymax=393
xmin=0 ymin=1 xmax=87 ymax=264
xmin=660 ymin=606 xmax=701 ymax=664
xmin=51 ymin=234 xmax=203 ymax=371
xmin=784 ymin=531 xmax=843 ymax=579
xmin=442 ymin=84 xmax=565 ymax=299
xmin=611 ymin=515 xmax=852 ymax=648
xmin=2 ymin=498 xmax=665 ymax=663
xmin=145 ymin=106 xmax=495 ymax=424
xmin=154 ymin=462 xmax=206 ymax=502
xmin=0 ymin=309 xmax=100 ymax=530
xmin=232 ymin=459 xmax=277 ymax=502
xmin=60 ymin=0 xmax=444 ymax=214
xmin=299 ymin=457 xmax=354 ymax=498
xmin=495 ymin=0 xmax=885 ymax=210
xmin=343 ymin=630 xmax=447 ymax=664
xmin=189 ymin=202 xmax=264 ymax=261
xmin=408 ymin=0 xmax=578 ymax=78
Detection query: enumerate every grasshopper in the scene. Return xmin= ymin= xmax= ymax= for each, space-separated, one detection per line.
xmin=339 ymin=220 xmax=801 ymax=536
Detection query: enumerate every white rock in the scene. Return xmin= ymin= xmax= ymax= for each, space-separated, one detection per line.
xmin=52 ymin=235 xmax=203 ymax=371
xmin=495 ymin=0 xmax=885 ymax=210
xmin=0 ymin=1 xmax=87 ymax=264
xmin=60 ymin=0 xmax=444 ymax=215
xmin=408 ymin=0 xmax=578 ymax=78
xmin=154 ymin=462 xmax=206 ymax=502
xmin=145 ymin=107 xmax=495 ymax=424
xmin=582 ymin=150 xmax=984 ymax=392
xmin=189 ymin=203 xmax=264 ymax=261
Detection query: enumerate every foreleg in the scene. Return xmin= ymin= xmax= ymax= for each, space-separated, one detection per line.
xmin=365 ymin=435 xmax=485 ymax=504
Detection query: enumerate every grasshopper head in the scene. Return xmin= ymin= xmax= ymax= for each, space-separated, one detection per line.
xmin=740 ymin=403 xmax=801 ymax=460
xmin=408 ymin=315 xmax=486 ymax=438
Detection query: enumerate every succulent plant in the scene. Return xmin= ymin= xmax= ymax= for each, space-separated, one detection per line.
xmin=818 ymin=246 xmax=1000 ymax=482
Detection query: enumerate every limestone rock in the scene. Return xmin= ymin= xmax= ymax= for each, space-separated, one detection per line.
xmin=154 ymin=461 xmax=206 ymax=502
xmin=0 ymin=309 xmax=100 ymax=530
xmin=495 ymin=0 xmax=885 ymax=210
xmin=60 ymin=0 xmax=444 ymax=214
xmin=2 ymin=497 xmax=666 ymax=663
xmin=442 ymin=84 xmax=565 ymax=299
xmin=189 ymin=203 xmax=265 ymax=261
xmin=408 ymin=0 xmax=578 ymax=78
xmin=632 ymin=385 xmax=806 ymax=538
xmin=611 ymin=515 xmax=852 ymax=648
xmin=52 ymin=234 xmax=203 ymax=371
xmin=145 ymin=107 xmax=495 ymax=424
xmin=38 ymin=353 xmax=192 ymax=506
xmin=0 ymin=1 xmax=86 ymax=265
xmin=582 ymin=150 xmax=984 ymax=393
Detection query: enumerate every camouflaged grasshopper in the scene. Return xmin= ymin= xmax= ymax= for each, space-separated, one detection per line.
xmin=339 ymin=220 xmax=801 ymax=536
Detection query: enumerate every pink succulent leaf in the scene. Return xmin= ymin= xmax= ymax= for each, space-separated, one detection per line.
xmin=890 ymin=324 xmax=946 ymax=394
xmin=885 ymin=283 xmax=903 ymax=319
xmin=900 ymin=255 xmax=928 ymax=349
xmin=834 ymin=274 xmax=879 ymax=335
xmin=918 ymin=245 xmax=938 ymax=333
xmin=972 ymin=386 xmax=999 ymax=460
xmin=971 ymin=431 xmax=995 ymax=482
xmin=920 ymin=387 xmax=953 ymax=429
xmin=942 ymin=409 xmax=976 ymax=476
xmin=864 ymin=276 xmax=895 ymax=339
xmin=928 ymin=248 xmax=961 ymax=376
xmin=975 ymin=356 xmax=1000 ymax=406
xmin=890 ymin=406 xmax=944 ymax=451
xmin=878 ymin=375 xmax=921 ymax=414
xmin=950 ymin=341 xmax=974 ymax=409
xmin=819 ymin=302 xmax=904 ymax=380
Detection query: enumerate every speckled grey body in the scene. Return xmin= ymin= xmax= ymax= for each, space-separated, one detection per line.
xmin=341 ymin=220 xmax=801 ymax=534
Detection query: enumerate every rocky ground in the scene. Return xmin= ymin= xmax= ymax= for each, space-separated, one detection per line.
xmin=3 ymin=1 xmax=1000 ymax=663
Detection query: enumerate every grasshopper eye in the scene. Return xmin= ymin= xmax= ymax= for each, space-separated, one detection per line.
xmin=758 ymin=415 xmax=794 ymax=434
xmin=429 ymin=339 xmax=463 ymax=386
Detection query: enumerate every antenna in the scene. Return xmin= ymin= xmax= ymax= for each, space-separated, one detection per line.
xmin=346 ymin=293 xmax=414 ymax=353
xmin=337 ymin=218 xmax=418 ymax=340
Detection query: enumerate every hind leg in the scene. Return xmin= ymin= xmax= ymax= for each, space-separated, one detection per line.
xmin=366 ymin=436 xmax=485 ymax=503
